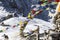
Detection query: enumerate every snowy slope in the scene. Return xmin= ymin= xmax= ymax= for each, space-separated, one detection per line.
xmin=0 ymin=17 xmax=55 ymax=40
xmin=0 ymin=17 xmax=30 ymax=40
xmin=3 ymin=17 xmax=29 ymax=26
xmin=24 ymin=18 xmax=55 ymax=34
xmin=3 ymin=17 xmax=20 ymax=26
xmin=0 ymin=6 xmax=8 ymax=17
xmin=0 ymin=27 xmax=20 ymax=40
xmin=0 ymin=5 xmax=14 ymax=22
xmin=0 ymin=5 xmax=13 ymax=18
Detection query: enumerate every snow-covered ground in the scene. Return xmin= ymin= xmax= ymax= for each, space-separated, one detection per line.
xmin=0 ymin=16 xmax=55 ymax=40
xmin=24 ymin=18 xmax=55 ymax=34
xmin=0 ymin=16 xmax=31 ymax=40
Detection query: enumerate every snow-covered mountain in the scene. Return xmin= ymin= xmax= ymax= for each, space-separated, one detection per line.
xmin=0 ymin=0 xmax=57 ymax=40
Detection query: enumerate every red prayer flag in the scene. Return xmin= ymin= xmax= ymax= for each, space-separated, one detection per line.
xmin=48 ymin=0 xmax=51 ymax=3
xmin=55 ymin=0 xmax=60 ymax=2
